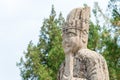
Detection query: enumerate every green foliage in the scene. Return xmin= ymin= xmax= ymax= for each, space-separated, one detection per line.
xmin=103 ymin=36 xmax=120 ymax=80
xmin=108 ymin=0 xmax=120 ymax=27
xmin=38 ymin=6 xmax=65 ymax=79
xmin=89 ymin=2 xmax=120 ymax=79
xmin=88 ymin=22 xmax=100 ymax=51
xmin=17 ymin=5 xmax=65 ymax=80
xmin=106 ymin=0 xmax=120 ymax=79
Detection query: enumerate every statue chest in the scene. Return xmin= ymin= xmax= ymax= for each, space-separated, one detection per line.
xmin=73 ymin=57 xmax=87 ymax=79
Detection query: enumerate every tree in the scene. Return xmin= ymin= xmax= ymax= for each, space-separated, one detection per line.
xmin=17 ymin=5 xmax=65 ymax=80
xmin=108 ymin=0 xmax=120 ymax=27
xmin=38 ymin=5 xmax=65 ymax=80
xmin=106 ymin=0 xmax=120 ymax=79
xmin=93 ymin=2 xmax=120 ymax=79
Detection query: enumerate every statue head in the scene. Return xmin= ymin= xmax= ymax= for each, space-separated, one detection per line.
xmin=62 ymin=7 xmax=90 ymax=53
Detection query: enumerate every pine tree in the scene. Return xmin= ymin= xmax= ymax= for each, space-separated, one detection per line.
xmin=93 ymin=2 xmax=120 ymax=79
xmin=37 ymin=5 xmax=65 ymax=80
xmin=108 ymin=0 xmax=120 ymax=27
xmin=17 ymin=5 xmax=65 ymax=80
xmin=106 ymin=0 xmax=120 ymax=79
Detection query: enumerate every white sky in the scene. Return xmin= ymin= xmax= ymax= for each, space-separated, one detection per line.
xmin=0 ymin=0 xmax=108 ymax=80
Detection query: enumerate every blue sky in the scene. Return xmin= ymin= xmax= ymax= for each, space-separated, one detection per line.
xmin=0 ymin=0 xmax=108 ymax=80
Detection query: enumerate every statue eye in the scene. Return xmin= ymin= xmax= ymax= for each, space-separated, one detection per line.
xmin=67 ymin=32 xmax=77 ymax=37
xmin=62 ymin=29 xmax=68 ymax=33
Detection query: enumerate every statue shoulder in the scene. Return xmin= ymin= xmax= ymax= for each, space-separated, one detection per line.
xmin=77 ymin=48 xmax=96 ymax=56
xmin=77 ymin=49 xmax=105 ymax=60
xmin=57 ymin=61 xmax=65 ymax=80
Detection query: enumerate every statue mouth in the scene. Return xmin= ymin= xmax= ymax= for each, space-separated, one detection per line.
xmin=63 ymin=43 xmax=72 ymax=48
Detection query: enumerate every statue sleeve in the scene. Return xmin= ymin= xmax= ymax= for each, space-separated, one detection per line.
xmin=76 ymin=49 xmax=109 ymax=80
xmin=57 ymin=61 xmax=65 ymax=80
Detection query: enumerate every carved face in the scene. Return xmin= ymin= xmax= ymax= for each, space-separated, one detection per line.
xmin=80 ymin=29 xmax=89 ymax=47
xmin=62 ymin=7 xmax=90 ymax=54
xmin=62 ymin=29 xmax=83 ymax=54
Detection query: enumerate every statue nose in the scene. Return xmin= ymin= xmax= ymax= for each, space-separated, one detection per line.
xmin=62 ymin=38 xmax=67 ymax=44
xmin=64 ymin=38 xmax=70 ymax=43
xmin=63 ymin=38 xmax=72 ymax=46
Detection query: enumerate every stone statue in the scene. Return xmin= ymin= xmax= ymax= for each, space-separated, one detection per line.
xmin=57 ymin=7 xmax=109 ymax=80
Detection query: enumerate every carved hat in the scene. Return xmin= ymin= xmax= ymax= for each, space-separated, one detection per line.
xmin=62 ymin=7 xmax=90 ymax=35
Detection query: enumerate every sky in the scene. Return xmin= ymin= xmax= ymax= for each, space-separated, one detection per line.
xmin=0 ymin=0 xmax=108 ymax=80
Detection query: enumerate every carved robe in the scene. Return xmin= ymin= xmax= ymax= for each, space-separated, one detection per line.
xmin=57 ymin=49 xmax=109 ymax=80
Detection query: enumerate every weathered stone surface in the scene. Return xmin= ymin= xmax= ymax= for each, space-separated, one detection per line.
xmin=57 ymin=7 xmax=109 ymax=80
